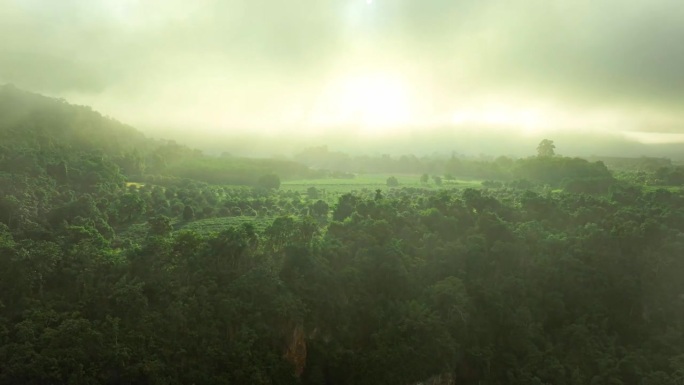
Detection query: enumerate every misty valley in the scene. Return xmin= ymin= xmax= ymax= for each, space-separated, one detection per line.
xmin=1 ymin=85 xmax=684 ymax=384
xmin=6 ymin=0 xmax=684 ymax=382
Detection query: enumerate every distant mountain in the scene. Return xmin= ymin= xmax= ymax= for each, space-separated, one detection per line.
xmin=0 ymin=83 xmax=151 ymax=154
xmin=0 ymin=85 xmax=312 ymax=186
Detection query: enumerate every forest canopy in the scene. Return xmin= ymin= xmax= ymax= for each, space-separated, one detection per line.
xmin=1 ymin=87 xmax=684 ymax=384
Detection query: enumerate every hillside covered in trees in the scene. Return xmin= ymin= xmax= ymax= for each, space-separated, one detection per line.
xmin=0 ymin=84 xmax=313 ymax=188
xmin=1 ymin=87 xmax=684 ymax=384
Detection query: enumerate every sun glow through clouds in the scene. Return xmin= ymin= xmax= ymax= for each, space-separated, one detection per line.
xmin=312 ymin=72 xmax=413 ymax=134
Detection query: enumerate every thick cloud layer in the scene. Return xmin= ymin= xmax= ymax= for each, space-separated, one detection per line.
xmin=1 ymin=0 xmax=683 ymax=139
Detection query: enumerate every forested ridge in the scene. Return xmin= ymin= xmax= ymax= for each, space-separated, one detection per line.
xmin=1 ymin=87 xmax=684 ymax=384
xmin=0 ymin=84 xmax=312 ymax=188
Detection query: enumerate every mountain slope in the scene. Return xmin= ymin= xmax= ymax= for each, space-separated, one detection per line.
xmin=0 ymin=84 xmax=312 ymax=185
xmin=0 ymin=84 xmax=149 ymax=154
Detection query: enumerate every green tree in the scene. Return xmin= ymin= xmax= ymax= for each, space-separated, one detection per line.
xmin=537 ymin=139 xmax=556 ymax=157
xmin=310 ymin=199 xmax=329 ymax=220
xmin=116 ymin=193 xmax=145 ymax=223
xmin=148 ymin=215 xmax=173 ymax=237
xmin=332 ymin=193 xmax=357 ymax=221
xmin=386 ymin=176 xmax=399 ymax=187
xmin=306 ymin=186 xmax=320 ymax=199
xmin=182 ymin=205 xmax=195 ymax=222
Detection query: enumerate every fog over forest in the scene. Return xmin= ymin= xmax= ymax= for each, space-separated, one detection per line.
xmin=2 ymin=0 xmax=684 ymax=158
xmin=3 ymin=1 xmax=684 ymax=385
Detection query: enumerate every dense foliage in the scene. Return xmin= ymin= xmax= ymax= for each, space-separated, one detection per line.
xmin=3 ymin=181 xmax=684 ymax=384
xmin=2 ymin=86 xmax=684 ymax=384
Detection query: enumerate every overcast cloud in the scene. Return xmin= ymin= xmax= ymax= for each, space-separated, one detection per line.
xmin=1 ymin=0 xmax=683 ymax=141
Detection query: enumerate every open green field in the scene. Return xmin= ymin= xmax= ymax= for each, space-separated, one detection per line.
xmin=117 ymin=216 xmax=274 ymax=243
xmin=282 ymin=174 xmax=483 ymax=193
xmin=116 ymin=176 xmax=485 ymax=244
xmin=175 ymin=216 xmax=273 ymax=235
xmin=641 ymin=185 xmax=683 ymax=193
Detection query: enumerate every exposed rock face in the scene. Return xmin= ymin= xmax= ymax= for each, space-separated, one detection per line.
xmin=283 ymin=324 xmax=307 ymax=377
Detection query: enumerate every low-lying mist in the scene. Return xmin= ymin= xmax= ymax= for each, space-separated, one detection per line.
xmin=141 ymin=124 xmax=684 ymax=161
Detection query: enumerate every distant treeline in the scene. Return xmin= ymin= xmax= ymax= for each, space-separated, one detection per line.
xmin=295 ymin=145 xmax=616 ymax=192
xmin=584 ymin=156 xmax=672 ymax=171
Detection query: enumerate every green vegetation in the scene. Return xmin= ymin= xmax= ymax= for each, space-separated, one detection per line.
xmin=283 ymin=175 xmax=482 ymax=192
xmin=177 ymin=216 xmax=274 ymax=235
xmin=2 ymin=88 xmax=684 ymax=384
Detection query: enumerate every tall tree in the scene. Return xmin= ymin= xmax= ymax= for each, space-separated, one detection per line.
xmin=537 ymin=139 xmax=556 ymax=157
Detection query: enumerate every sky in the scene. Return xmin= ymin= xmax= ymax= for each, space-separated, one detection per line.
xmin=1 ymin=0 xmax=684 ymax=153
